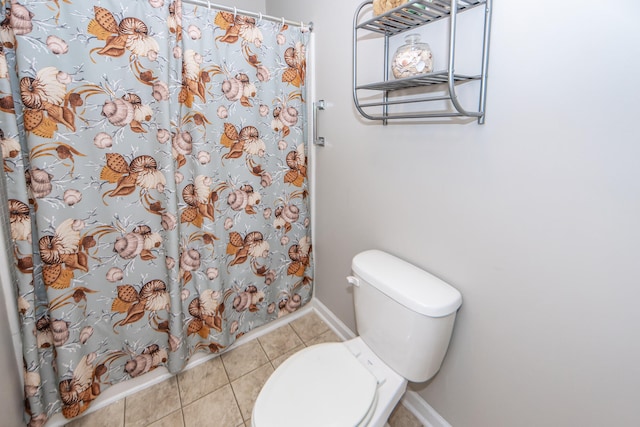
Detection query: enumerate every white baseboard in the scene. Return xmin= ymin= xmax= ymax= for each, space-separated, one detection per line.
xmin=311 ymin=298 xmax=356 ymax=340
xmin=401 ymin=390 xmax=452 ymax=427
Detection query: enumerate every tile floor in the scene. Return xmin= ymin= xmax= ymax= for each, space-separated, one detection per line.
xmin=65 ymin=311 xmax=422 ymax=427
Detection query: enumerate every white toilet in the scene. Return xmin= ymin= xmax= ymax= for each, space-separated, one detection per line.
xmin=252 ymin=249 xmax=462 ymax=427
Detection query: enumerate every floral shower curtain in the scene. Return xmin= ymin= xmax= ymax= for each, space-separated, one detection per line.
xmin=0 ymin=0 xmax=312 ymax=424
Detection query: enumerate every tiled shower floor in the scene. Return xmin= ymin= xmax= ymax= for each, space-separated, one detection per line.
xmin=65 ymin=311 xmax=422 ymax=427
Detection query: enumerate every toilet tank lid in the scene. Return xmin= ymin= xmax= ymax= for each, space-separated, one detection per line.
xmin=352 ymin=250 xmax=462 ymax=317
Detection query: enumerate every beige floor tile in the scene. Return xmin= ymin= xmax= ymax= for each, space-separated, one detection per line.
xmin=221 ymin=339 xmax=269 ymax=381
xmin=177 ymin=356 xmax=228 ymax=405
xmin=257 ymin=324 xmax=303 ymax=360
xmin=146 ymin=409 xmax=184 ymax=427
xmin=269 ymin=344 xmax=305 ymax=369
xmin=305 ymin=328 xmax=342 ymax=346
xmin=65 ymin=399 xmax=125 ymax=427
xmin=388 ymin=402 xmax=423 ymax=427
xmin=230 ymin=363 xmax=274 ymax=421
xmin=125 ymin=377 xmax=181 ymax=427
xmin=289 ymin=312 xmax=330 ymax=343
xmin=182 ymin=384 xmax=242 ymax=427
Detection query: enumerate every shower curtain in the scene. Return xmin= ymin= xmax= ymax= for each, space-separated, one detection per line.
xmin=0 ymin=1 xmax=312 ymax=424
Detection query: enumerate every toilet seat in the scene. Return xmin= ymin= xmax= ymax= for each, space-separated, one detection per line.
xmin=252 ymin=343 xmax=378 ymax=427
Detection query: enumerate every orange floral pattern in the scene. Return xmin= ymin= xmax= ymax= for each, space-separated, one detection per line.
xmin=0 ymin=1 xmax=311 ymax=425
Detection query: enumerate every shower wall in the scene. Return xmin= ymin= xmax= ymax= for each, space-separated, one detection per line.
xmin=0 ymin=267 xmax=23 ymax=427
xmin=267 ymin=1 xmax=640 ymax=426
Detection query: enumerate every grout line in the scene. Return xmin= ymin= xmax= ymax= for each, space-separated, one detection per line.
xmin=218 ymin=352 xmax=234 ymax=384
xmin=255 ymin=335 xmax=277 ymax=372
xmin=226 ymin=366 xmax=246 ymax=424
xmin=173 ymin=375 xmax=186 ymax=427
xmin=175 ymin=375 xmax=185 ymax=408
xmin=289 ymin=322 xmax=306 ymax=346
xmin=231 ymin=360 xmax=272 ymax=384
xmin=229 ymin=385 xmax=245 ymax=425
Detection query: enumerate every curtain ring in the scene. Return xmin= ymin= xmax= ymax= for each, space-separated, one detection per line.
xmin=207 ymin=0 xmax=211 ymax=10
xmin=258 ymin=12 xmax=262 ymax=23
xmin=281 ymin=17 xmax=285 ymax=27
xmin=233 ymin=7 xmax=237 ymax=20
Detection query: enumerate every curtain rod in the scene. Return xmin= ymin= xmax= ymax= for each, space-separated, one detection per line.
xmin=181 ymin=0 xmax=313 ymax=32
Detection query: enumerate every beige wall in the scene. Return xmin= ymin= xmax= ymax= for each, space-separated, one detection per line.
xmin=267 ymin=1 xmax=640 ymax=426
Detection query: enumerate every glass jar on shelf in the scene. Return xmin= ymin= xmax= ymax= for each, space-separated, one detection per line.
xmin=391 ymin=33 xmax=433 ymax=79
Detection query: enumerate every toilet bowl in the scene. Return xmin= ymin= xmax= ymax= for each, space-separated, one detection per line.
xmin=252 ymin=250 xmax=462 ymax=427
xmin=252 ymin=337 xmax=406 ymax=427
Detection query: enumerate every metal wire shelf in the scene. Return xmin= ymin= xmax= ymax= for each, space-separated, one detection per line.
xmin=356 ymin=71 xmax=480 ymax=91
xmin=357 ymin=0 xmax=486 ymax=35
xmin=352 ymin=0 xmax=492 ymax=124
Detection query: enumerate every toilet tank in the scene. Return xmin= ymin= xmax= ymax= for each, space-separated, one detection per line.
xmin=350 ymin=250 xmax=462 ymax=383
